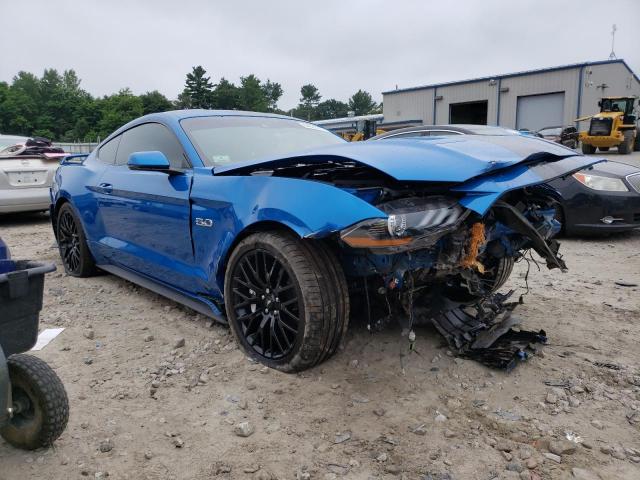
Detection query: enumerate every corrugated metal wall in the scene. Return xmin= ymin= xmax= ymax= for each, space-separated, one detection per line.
xmin=499 ymin=68 xmax=579 ymax=128
xmin=434 ymin=81 xmax=496 ymax=125
xmin=382 ymin=61 xmax=640 ymax=132
xmin=53 ymin=142 xmax=98 ymax=154
xmin=383 ymin=88 xmax=434 ymax=124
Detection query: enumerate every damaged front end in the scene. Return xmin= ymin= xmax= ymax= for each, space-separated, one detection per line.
xmin=336 ymin=185 xmax=563 ymax=369
xmin=212 ymin=135 xmax=602 ymax=369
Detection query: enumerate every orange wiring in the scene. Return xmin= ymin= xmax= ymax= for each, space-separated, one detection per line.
xmin=460 ymin=222 xmax=486 ymax=273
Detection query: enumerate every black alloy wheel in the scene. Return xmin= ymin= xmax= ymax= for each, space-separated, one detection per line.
xmin=56 ymin=203 xmax=97 ymax=277
xmin=57 ymin=209 xmax=81 ymax=273
xmin=230 ymin=249 xmax=300 ymax=360
xmin=224 ymin=231 xmax=349 ymax=372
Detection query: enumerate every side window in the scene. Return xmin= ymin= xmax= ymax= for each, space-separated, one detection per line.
xmin=97 ymin=136 xmax=121 ymax=164
xmin=426 ymin=130 xmax=459 ymax=136
xmin=115 ymin=123 xmax=189 ymax=169
xmin=387 ymin=131 xmax=427 ymax=139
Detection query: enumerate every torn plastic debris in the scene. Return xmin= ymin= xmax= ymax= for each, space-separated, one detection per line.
xmin=429 ymin=290 xmax=547 ymax=371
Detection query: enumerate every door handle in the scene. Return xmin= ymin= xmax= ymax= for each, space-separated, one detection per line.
xmin=98 ymin=183 xmax=113 ymax=194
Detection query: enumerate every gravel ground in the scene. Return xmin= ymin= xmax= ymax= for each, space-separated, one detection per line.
xmin=0 ymin=152 xmax=639 ymax=480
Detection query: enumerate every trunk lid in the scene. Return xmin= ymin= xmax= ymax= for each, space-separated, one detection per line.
xmin=0 ymin=155 xmax=62 ymax=190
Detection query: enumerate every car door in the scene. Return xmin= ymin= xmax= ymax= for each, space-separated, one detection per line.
xmin=95 ymin=123 xmax=198 ymax=291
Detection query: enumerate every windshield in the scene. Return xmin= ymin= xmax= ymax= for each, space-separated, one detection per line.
xmin=538 ymin=128 xmax=562 ymax=136
xmin=600 ymin=98 xmax=632 ymax=113
xmin=181 ymin=116 xmax=345 ymax=166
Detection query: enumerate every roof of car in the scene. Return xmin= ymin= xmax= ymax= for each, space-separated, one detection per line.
xmin=371 ymin=124 xmax=519 ymax=140
xmin=139 ymin=109 xmax=296 ymax=122
xmin=101 ymin=109 xmax=308 ymax=146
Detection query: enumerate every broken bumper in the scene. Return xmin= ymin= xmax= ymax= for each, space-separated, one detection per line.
xmin=430 ymin=291 xmax=547 ymax=371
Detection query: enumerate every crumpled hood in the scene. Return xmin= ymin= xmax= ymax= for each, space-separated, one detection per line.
xmin=213 ymin=134 xmax=584 ymax=183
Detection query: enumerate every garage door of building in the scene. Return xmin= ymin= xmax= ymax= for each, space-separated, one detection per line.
xmin=516 ymin=92 xmax=565 ymax=131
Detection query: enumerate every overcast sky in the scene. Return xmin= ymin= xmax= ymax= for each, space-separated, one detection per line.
xmin=1 ymin=0 xmax=639 ymax=110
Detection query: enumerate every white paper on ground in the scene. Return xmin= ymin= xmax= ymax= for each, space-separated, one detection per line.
xmin=31 ymin=328 xmax=65 ymax=351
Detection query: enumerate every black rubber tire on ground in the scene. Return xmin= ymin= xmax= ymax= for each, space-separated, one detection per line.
xmin=224 ymin=231 xmax=349 ymax=372
xmin=634 ymin=129 xmax=640 ymax=152
xmin=56 ymin=203 xmax=97 ymax=277
xmin=443 ymin=256 xmax=515 ymax=304
xmin=618 ymin=131 xmax=634 ymax=154
xmin=553 ymin=203 xmax=567 ymax=237
xmin=0 ymin=354 xmax=69 ymax=450
xmin=581 ymin=143 xmax=596 ymax=154
xmin=598 ymin=147 xmax=610 ymax=152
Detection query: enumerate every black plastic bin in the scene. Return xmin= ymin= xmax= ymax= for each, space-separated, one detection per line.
xmin=0 ymin=260 xmax=56 ymax=357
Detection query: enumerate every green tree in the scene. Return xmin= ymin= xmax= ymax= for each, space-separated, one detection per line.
xmin=238 ymin=74 xmax=268 ymax=111
xmin=315 ymin=99 xmax=349 ymax=120
xmin=211 ymin=77 xmax=240 ymax=109
xmin=181 ymin=66 xmax=214 ymax=109
xmin=261 ymin=79 xmax=283 ymax=112
xmin=298 ymin=84 xmax=321 ymax=120
xmin=97 ymin=88 xmax=144 ymax=136
xmin=348 ymin=89 xmax=378 ymax=116
xmin=140 ymin=90 xmax=173 ymax=115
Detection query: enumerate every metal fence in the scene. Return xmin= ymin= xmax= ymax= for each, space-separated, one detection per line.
xmin=53 ymin=142 xmax=98 ymax=154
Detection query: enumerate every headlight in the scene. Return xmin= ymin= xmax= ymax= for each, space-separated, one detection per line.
xmin=340 ymin=218 xmax=414 ymax=248
xmin=573 ymin=172 xmax=628 ymax=192
xmin=340 ymin=196 xmax=466 ymax=250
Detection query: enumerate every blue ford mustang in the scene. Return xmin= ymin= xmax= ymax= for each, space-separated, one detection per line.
xmin=50 ymin=110 xmax=600 ymax=371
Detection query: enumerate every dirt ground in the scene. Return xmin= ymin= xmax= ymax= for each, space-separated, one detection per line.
xmin=1 ymin=155 xmax=639 ymax=480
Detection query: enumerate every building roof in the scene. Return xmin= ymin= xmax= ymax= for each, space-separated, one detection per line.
xmin=382 ymin=59 xmax=640 ymax=95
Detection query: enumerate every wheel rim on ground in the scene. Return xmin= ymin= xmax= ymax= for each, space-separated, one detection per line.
xmin=58 ymin=210 xmax=81 ymax=272
xmin=8 ymin=385 xmax=37 ymax=429
xmin=229 ymin=249 xmax=301 ymax=360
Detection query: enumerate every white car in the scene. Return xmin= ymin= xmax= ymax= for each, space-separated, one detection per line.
xmin=0 ymin=135 xmax=65 ymax=214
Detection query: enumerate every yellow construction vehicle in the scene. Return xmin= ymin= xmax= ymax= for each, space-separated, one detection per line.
xmin=339 ymin=119 xmax=385 ymax=141
xmin=577 ymin=96 xmax=640 ymax=154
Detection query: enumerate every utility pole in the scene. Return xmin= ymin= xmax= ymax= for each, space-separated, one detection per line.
xmin=609 ymin=24 xmax=617 ymax=60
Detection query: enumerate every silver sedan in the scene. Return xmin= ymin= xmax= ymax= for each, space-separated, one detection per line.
xmin=0 ymin=136 xmax=63 ymax=214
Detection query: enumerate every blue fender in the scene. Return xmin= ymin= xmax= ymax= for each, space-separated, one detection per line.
xmin=190 ymin=172 xmax=386 ymax=296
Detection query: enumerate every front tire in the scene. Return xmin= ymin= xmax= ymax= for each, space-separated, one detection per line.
xmin=224 ymin=231 xmax=349 ymax=372
xmin=443 ymin=256 xmax=515 ymax=303
xmin=581 ymin=143 xmax=596 ymax=154
xmin=0 ymin=355 xmax=69 ymax=450
xmin=618 ymin=131 xmax=633 ymax=154
xmin=56 ymin=203 xmax=97 ymax=277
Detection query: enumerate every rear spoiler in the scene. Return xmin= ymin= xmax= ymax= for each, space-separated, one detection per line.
xmin=61 ymin=154 xmax=89 ymax=165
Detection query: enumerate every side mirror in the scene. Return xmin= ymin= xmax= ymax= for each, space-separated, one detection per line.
xmin=127 ymin=151 xmax=170 ymax=171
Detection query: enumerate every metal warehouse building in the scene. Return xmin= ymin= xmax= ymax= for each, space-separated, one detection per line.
xmin=382 ymin=59 xmax=640 ymax=133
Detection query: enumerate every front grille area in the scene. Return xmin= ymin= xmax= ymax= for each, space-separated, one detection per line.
xmin=627 ymin=173 xmax=640 ymax=193
xmin=589 ymin=118 xmax=612 ymax=136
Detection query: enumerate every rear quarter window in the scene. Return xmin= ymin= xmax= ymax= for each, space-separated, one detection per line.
xmin=97 ymin=136 xmax=121 ymax=164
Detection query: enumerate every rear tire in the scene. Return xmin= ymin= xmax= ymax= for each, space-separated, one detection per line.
xmin=56 ymin=203 xmax=97 ymax=277
xmin=224 ymin=231 xmax=349 ymax=372
xmin=634 ymin=130 xmax=640 ymax=152
xmin=581 ymin=143 xmax=596 ymax=154
xmin=0 ymin=354 xmax=69 ymax=450
xmin=618 ymin=131 xmax=633 ymax=154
